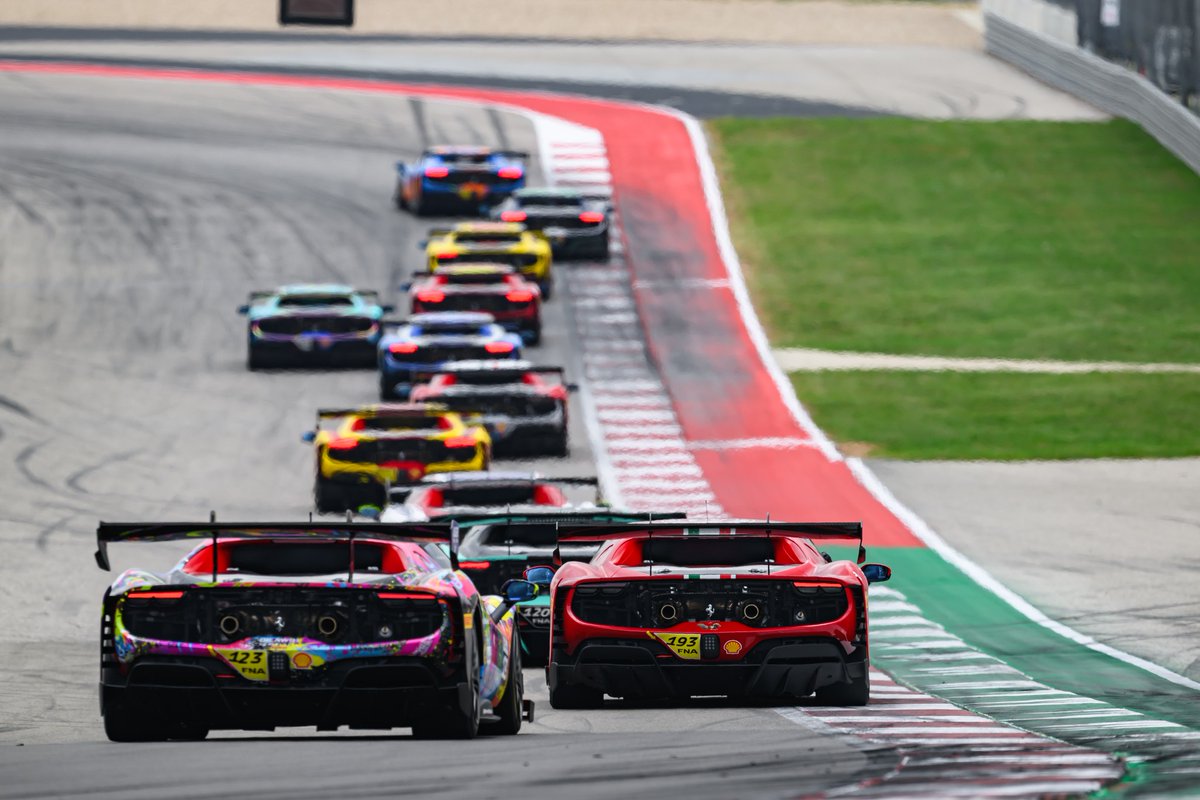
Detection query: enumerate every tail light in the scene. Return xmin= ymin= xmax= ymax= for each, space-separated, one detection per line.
xmin=327 ymin=437 xmax=359 ymax=450
xmin=484 ymin=341 xmax=515 ymax=354
xmin=424 ymin=166 xmax=450 ymax=178
xmin=443 ymin=435 xmax=477 ymax=449
xmin=500 ymin=210 xmax=527 ymax=222
xmin=389 ymin=342 xmax=419 ymax=354
xmin=377 ymin=592 xmax=438 ymax=601
xmin=505 ymin=290 xmax=535 ymax=303
xmin=497 ymin=166 xmax=523 ymax=180
xmin=579 ymin=211 xmax=605 ymax=223
xmin=458 ymin=561 xmax=491 ymax=571
xmin=416 ymin=290 xmax=445 ymax=303
xmin=794 ymin=581 xmax=844 ymax=589
xmin=350 ymin=418 xmax=366 ymax=431
xmin=435 ymin=252 xmax=458 ymax=261
xmin=128 ymin=590 xmax=184 ymax=600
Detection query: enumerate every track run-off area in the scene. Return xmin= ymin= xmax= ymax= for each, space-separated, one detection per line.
xmin=0 ymin=58 xmax=1198 ymax=799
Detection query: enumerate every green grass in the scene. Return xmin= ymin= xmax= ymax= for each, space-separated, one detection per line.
xmin=710 ymin=117 xmax=1200 ymax=364
xmin=790 ymin=370 xmax=1200 ymax=460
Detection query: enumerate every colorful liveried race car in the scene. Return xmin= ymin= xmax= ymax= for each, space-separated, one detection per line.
xmin=95 ymin=521 xmax=536 ymax=741
xmin=394 ymin=146 xmax=528 ymax=216
xmin=493 ymin=187 xmax=611 ymax=261
xmin=377 ymin=312 xmax=523 ymax=400
xmin=541 ymin=521 xmax=892 ymax=709
xmin=424 ymin=222 xmax=554 ymax=299
xmin=406 ymin=264 xmax=543 ymax=344
xmin=238 ymin=284 xmax=394 ymax=370
xmin=409 ymin=361 xmax=575 ymax=456
xmin=302 ymin=404 xmax=491 ymax=512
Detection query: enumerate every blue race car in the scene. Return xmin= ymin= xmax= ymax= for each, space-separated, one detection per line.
xmin=377 ymin=312 xmax=523 ymax=400
xmin=394 ymin=146 xmax=529 ymax=217
xmin=238 ymin=284 xmax=393 ymax=370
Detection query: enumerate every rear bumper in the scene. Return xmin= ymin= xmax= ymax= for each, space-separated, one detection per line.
xmin=550 ymin=636 xmax=864 ymax=699
xmin=250 ymin=338 xmax=377 ymax=365
xmin=102 ymin=656 xmax=471 ymax=731
xmin=550 ymin=229 xmax=609 ymax=260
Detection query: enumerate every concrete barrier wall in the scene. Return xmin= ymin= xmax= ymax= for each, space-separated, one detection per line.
xmin=983 ymin=0 xmax=1078 ymax=45
xmin=985 ymin=10 xmax=1200 ymax=175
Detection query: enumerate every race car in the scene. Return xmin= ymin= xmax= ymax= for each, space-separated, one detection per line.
xmin=95 ymin=520 xmax=537 ymax=741
xmin=493 ymin=187 xmax=610 ymax=261
xmin=302 ymin=404 xmax=491 ymax=512
xmin=393 ymin=146 xmax=528 ymax=216
xmin=406 ymin=264 xmax=542 ymax=344
xmin=377 ymin=312 xmax=523 ymax=400
xmin=424 ymin=222 xmax=554 ymax=299
xmin=382 ymin=471 xmax=604 ymax=522
xmin=238 ymin=284 xmax=394 ymax=369
xmin=408 ymin=361 xmax=574 ymax=456
xmin=542 ymin=521 xmax=892 ymax=708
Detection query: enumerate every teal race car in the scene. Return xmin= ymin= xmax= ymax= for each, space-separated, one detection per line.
xmin=238 ymin=284 xmax=394 ymax=370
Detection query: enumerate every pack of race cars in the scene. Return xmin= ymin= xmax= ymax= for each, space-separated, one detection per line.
xmin=99 ymin=146 xmax=891 ymax=742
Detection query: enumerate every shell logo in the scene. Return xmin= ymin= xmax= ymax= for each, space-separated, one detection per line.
xmin=723 ymin=639 xmax=743 ymax=655
xmin=292 ymin=652 xmax=313 ymax=669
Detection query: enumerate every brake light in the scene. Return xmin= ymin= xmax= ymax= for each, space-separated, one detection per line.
xmin=416 ymin=290 xmax=446 ymax=303
xmin=443 ymin=435 xmax=477 ymax=448
xmin=505 ymin=289 xmax=535 ymax=303
xmin=794 ymin=581 xmax=844 ymax=588
xmin=500 ymin=210 xmax=527 ymax=222
xmin=378 ymin=592 xmax=436 ymax=601
xmin=350 ymin=418 xmax=366 ymax=431
xmin=130 ymin=590 xmax=184 ymax=600
xmin=424 ymin=166 xmax=450 ymax=178
xmin=579 ymin=211 xmax=605 ymax=223
xmin=497 ymin=166 xmax=523 ymax=180
xmin=484 ymin=341 xmax=514 ymax=354
xmin=458 ymin=561 xmax=491 ymax=571
xmin=327 ymin=437 xmax=358 ymax=450
xmin=435 ymin=252 xmax=458 ymax=261
xmin=389 ymin=341 xmax=419 ymax=354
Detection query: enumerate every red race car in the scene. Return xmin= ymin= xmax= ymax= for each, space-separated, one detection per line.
xmin=409 ymin=361 xmax=574 ymax=456
xmin=406 ymin=264 xmax=542 ymax=345
xmin=540 ymin=521 xmax=891 ymax=709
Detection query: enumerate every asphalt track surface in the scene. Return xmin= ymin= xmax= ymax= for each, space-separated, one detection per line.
xmin=0 ymin=70 xmax=880 ymax=798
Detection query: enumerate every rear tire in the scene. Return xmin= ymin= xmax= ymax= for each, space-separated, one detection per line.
xmin=525 ymin=326 xmax=542 ymax=347
xmin=538 ymin=278 xmax=554 ymax=301
xmin=815 ymin=671 xmax=869 ymax=707
xmin=486 ymin=627 xmax=524 ymax=735
xmin=247 ymin=347 xmax=269 ymax=371
xmin=548 ymin=680 xmax=603 ymax=710
xmin=412 ymin=615 xmax=482 ymax=739
xmin=379 ymin=372 xmax=400 ymax=401
xmin=314 ymin=473 xmax=345 ymax=514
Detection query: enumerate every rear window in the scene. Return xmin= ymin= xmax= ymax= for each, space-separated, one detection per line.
xmin=443 ymin=154 xmax=492 ymax=165
xmin=521 ymin=194 xmax=582 ymax=208
xmin=358 ymin=416 xmax=446 ymax=432
xmin=443 ymin=484 xmax=537 ymax=507
xmin=278 ymin=295 xmax=354 ymax=307
xmin=456 ymin=372 xmax=526 ymax=385
xmin=640 ymin=538 xmax=775 ymax=567
xmin=455 ymin=232 xmax=522 ymax=244
xmin=441 ymin=272 xmax=509 ymax=285
xmin=481 ymin=524 xmax=559 ymax=547
xmin=225 ymin=542 xmax=386 ymax=575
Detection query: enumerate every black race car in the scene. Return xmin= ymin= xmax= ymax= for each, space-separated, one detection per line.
xmin=493 ymin=187 xmax=610 ymax=261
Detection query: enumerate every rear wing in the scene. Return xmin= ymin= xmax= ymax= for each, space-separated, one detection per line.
xmin=95 ymin=520 xmax=474 ymax=574
xmin=411 ymin=364 xmax=568 ymax=384
xmin=495 ymin=150 xmax=531 ymax=161
xmin=425 ymin=228 xmax=455 ymax=239
xmin=551 ymin=521 xmax=867 ymax=562
xmin=426 ymin=511 xmax=689 ymax=527
xmin=388 ymin=475 xmax=603 ymax=505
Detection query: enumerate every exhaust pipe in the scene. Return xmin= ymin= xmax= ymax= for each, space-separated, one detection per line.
xmin=219 ymin=614 xmax=240 ymax=637
xmin=317 ymin=615 xmax=340 ymax=637
xmin=738 ymin=601 xmax=762 ymax=623
xmin=657 ymin=602 xmax=679 ymax=622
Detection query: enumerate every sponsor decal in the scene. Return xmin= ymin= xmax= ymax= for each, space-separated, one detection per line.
xmin=215 ymin=648 xmax=268 ymax=681
xmin=723 ymin=639 xmax=743 ymax=656
xmin=457 ymin=181 xmax=489 ymax=201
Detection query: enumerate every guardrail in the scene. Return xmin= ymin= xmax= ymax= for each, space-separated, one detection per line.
xmin=985 ymin=11 xmax=1200 ymax=175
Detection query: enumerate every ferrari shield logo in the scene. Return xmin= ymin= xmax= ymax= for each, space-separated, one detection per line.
xmin=457 ymin=181 xmax=488 ymax=201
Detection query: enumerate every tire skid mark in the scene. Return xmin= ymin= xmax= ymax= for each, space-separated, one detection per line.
xmin=64 ymin=448 xmax=141 ymax=495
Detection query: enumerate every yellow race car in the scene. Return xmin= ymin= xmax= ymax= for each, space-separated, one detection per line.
xmin=302 ymin=403 xmax=491 ymax=513
xmin=425 ymin=222 xmax=555 ymax=299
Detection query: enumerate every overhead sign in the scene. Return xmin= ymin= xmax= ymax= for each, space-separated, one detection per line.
xmin=279 ymin=0 xmax=354 ymax=27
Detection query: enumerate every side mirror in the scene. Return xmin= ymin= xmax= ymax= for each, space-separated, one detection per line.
xmin=395 ymin=161 xmax=406 ymax=172
xmin=236 ymin=304 xmax=250 ymax=314
xmin=524 ymin=565 xmax=555 ymax=586
xmin=502 ymin=579 xmax=538 ymax=604
xmin=398 ymin=282 xmax=413 ymax=292
xmin=861 ymin=563 xmax=891 ymax=584
xmin=565 ymin=382 xmax=580 ymax=393
xmin=300 ymin=430 xmax=317 ymax=444
xmin=417 ymin=240 xmax=429 ymax=249
xmin=380 ymin=304 xmax=395 ymax=314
